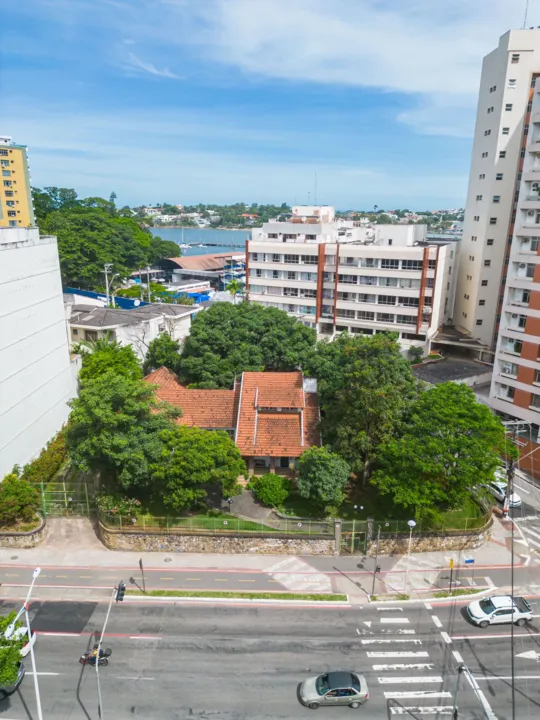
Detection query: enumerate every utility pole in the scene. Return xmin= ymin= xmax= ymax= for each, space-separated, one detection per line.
xmin=94 ymin=579 xmax=126 ymax=719
xmin=103 ymin=263 xmax=113 ymax=307
xmin=146 ymin=267 xmax=151 ymax=303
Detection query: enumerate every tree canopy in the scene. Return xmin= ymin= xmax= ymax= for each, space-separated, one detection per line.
xmin=0 ymin=612 xmax=26 ymax=686
xmin=67 ymin=372 xmax=179 ymax=489
xmin=297 ymin=447 xmax=350 ymax=509
xmin=178 ymin=302 xmax=317 ymax=388
xmin=314 ymin=333 xmax=420 ymax=482
xmin=151 ymin=426 xmax=245 ymax=511
xmin=372 ymin=383 xmax=508 ymax=521
xmin=143 ymin=333 xmax=182 ymax=375
xmin=33 ymin=187 xmax=179 ymax=289
xmin=78 ymin=339 xmax=142 ymax=386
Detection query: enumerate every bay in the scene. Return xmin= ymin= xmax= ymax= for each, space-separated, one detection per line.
xmin=151 ymin=227 xmax=250 ymax=256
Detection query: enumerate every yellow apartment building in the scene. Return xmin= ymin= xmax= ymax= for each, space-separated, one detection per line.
xmin=0 ymin=136 xmax=35 ymax=228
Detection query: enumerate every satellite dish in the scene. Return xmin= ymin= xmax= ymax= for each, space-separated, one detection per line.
xmin=134 ymin=299 xmax=141 ymax=307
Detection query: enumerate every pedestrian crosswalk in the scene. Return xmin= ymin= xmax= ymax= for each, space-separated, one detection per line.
xmin=514 ymin=515 xmax=540 ymax=555
xmin=265 ymin=556 xmax=332 ymax=593
xmin=364 ymin=607 xmax=454 ymax=718
xmin=382 ymin=555 xmax=442 ymax=594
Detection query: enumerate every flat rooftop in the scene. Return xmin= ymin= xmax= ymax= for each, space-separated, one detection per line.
xmin=413 ymin=358 xmax=492 ymax=384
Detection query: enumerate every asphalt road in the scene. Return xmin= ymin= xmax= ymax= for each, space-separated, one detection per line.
xmin=1 ymin=599 xmax=538 ymax=719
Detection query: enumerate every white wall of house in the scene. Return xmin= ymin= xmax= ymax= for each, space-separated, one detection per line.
xmin=0 ymin=228 xmax=76 ymax=477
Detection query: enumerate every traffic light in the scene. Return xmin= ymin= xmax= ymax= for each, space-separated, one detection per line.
xmin=115 ymin=581 xmax=126 ymax=603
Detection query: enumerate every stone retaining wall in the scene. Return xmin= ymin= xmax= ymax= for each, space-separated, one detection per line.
xmin=0 ymin=515 xmax=46 ymax=548
xmin=99 ymin=522 xmax=335 ymax=555
xmin=367 ymin=518 xmax=492 ymax=556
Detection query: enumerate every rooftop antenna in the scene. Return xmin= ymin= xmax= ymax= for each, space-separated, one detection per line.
xmin=524 ymin=0 xmax=529 ymax=28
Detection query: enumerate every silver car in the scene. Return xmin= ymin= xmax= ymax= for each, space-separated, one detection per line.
xmin=299 ymin=671 xmax=369 ymax=710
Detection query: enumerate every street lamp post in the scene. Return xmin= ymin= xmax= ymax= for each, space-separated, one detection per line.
xmin=404 ymin=520 xmax=416 ymax=595
xmin=7 ymin=568 xmax=43 ymax=720
xmin=371 ymin=522 xmax=389 ymax=597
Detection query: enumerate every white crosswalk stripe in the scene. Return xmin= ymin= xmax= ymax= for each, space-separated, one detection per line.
xmin=514 ymin=516 xmax=540 ymax=555
xmin=382 ymin=555 xmax=441 ymax=593
xmin=365 ymin=607 xmax=452 ymax=717
xmin=265 ymin=557 xmax=332 ymax=593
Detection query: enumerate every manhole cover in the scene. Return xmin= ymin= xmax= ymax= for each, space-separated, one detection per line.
xmin=11 ymin=556 xmax=18 ymax=560
xmin=164 ymin=557 xmax=172 ymax=563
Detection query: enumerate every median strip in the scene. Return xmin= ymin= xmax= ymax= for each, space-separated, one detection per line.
xmin=126 ymin=589 xmax=347 ymax=602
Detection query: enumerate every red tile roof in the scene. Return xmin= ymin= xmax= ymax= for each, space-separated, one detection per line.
xmin=145 ymin=368 xmax=320 ymax=457
xmin=145 ymin=367 xmax=238 ymax=429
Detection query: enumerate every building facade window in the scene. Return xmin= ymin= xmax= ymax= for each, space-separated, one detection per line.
xmin=484 ymin=260 xmax=491 ymax=266
xmin=487 ymin=238 xmax=494 ymax=245
xmin=476 ymin=195 xmax=483 ymax=201
xmin=490 ymin=218 xmax=497 ymax=224
xmin=505 ymin=104 xmax=513 ymax=111
xmin=493 ymin=196 xmax=500 ymax=203
xmin=502 ymin=128 xmax=509 ymax=135
xmin=511 ymin=53 xmax=520 ymax=63
xmin=473 ymin=215 xmax=480 ymax=221
xmin=381 ymin=259 xmax=399 ymax=269
xmin=499 ymin=151 xmax=506 ymax=158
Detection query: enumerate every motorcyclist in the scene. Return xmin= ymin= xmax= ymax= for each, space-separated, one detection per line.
xmin=87 ymin=644 xmax=104 ymax=666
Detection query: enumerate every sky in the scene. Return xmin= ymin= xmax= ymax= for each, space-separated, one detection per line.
xmin=2 ymin=0 xmax=540 ymax=209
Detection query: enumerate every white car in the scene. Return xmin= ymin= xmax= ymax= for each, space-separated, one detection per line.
xmin=1 ymin=625 xmax=37 ymax=657
xmin=482 ymin=480 xmax=522 ymax=508
xmin=467 ymin=595 xmax=532 ymax=628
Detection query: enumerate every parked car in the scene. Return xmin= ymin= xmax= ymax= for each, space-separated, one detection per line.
xmin=298 ymin=671 xmax=369 ymax=710
xmin=1 ymin=625 xmax=36 ymax=658
xmin=481 ymin=480 xmax=522 ymax=508
xmin=0 ymin=663 xmax=25 ymax=700
xmin=467 ymin=595 xmax=533 ymax=628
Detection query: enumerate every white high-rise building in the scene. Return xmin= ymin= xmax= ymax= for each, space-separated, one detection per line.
xmin=0 ymin=227 xmax=77 ymax=477
xmin=455 ymin=30 xmax=540 ymax=350
xmin=247 ymin=206 xmax=457 ymax=354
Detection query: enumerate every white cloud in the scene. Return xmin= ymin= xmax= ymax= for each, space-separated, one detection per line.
xmin=123 ymin=52 xmax=180 ymax=79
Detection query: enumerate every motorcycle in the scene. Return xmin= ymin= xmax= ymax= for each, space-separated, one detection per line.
xmin=79 ymin=645 xmax=112 ymax=667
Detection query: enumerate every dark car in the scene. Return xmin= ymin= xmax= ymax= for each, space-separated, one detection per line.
xmin=299 ymin=671 xmax=369 ymax=709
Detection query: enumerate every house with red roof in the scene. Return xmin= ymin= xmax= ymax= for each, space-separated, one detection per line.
xmin=145 ymin=368 xmax=320 ymax=473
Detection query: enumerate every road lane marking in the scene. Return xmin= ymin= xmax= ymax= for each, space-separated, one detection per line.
xmin=362 ymin=639 xmax=422 ymax=645
xmin=384 ymin=691 xmax=451 ymax=699
xmin=4 ymin=573 xmax=19 ymax=577
xmin=381 ymin=629 xmax=416 ymax=635
xmin=452 ymin=631 xmax=540 ymax=640
xmin=185 ymin=577 xmax=201 ymax=581
xmin=513 ymin=483 xmax=530 ymax=494
xmin=424 ymin=603 xmax=433 ymax=610
xmin=159 ymin=577 xmax=174 ymax=580
xmin=441 ymin=632 xmax=452 ymax=644
xmin=116 ymin=676 xmax=155 ymax=681
xmin=37 ymin=632 xmax=80 ymax=637
xmin=377 ymin=607 xmax=403 ymax=611
xmin=78 ymin=575 xmax=92 ymax=579
xmin=431 ymin=615 xmax=443 ymax=628
xmin=129 ymin=636 xmax=161 ymax=640
xmin=238 ymin=580 xmax=256 ymax=583
xmin=372 ymin=664 xmax=434 ymax=671
xmin=378 ymin=676 xmax=443 ymax=684
xmin=390 ymin=707 xmax=454 ymax=715
xmin=381 ymin=617 xmax=410 ymax=624
xmin=26 ymin=672 xmax=60 ymax=676
xmin=367 ymin=652 xmax=430 ymax=658
xmin=55 ymin=575 xmax=68 ymax=578
xmin=452 ymin=651 xmax=464 ymax=663
xmin=475 ymin=675 xmax=540 ymax=680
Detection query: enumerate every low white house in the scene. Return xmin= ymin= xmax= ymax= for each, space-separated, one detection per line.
xmin=65 ymin=302 xmax=200 ymax=361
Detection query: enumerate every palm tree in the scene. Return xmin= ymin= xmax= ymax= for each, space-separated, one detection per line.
xmin=225 ymin=278 xmax=245 ymax=305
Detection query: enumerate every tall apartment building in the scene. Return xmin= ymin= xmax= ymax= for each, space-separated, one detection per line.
xmin=247 ymin=206 xmax=456 ymax=353
xmin=0 ymin=136 xmax=35 ymax=228
xmin=455 ymin=30 xmax=540 ymax=349
xmin=490 ymin=78 xmax=540 ymax=447
xmin=0 ymin=227 xmax=76 ymax=477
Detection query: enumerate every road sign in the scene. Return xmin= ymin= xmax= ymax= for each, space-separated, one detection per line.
xmin=449 ymin=558 xmax=455 ymax=570
xmin=464 ymin=558 xmax=475 ymax=565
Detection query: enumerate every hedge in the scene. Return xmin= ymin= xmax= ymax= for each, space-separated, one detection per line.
xmin=21 ymin=428 xmax=67 ymax=484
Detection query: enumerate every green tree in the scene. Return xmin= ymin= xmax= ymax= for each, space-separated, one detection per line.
xmin=67 ymin=373 xmax=179 ymax=490
xmin=32 ymin=186 xmax=79 ymax=224
xmin=297 ymin=447 xmax=350 ymax=508
xmin=78 ymin=339 xmax=142 ymax=386
xmin=151 ymin=426 xmax=245 ymax=511
xmin=225 ymin=278 xmax=244 ymax=304
xmin=179 ymin=303 xmax=316 ymax=388
xmin=319 ymin=333 xmax=420 ymax=482
xmin=0 ymin=474 xmax=39 ymax=527
xmin=251 ymin=474 xmax=291 ymax=507
xmin=372 ymin=383 xmax=508 ymax=521
xmin=143 ymin=333 xmax=181 ymax=375
xmin=0 ymin=612 xmax=25 ymax=687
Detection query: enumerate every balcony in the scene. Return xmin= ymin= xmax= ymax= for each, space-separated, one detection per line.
xmin=529 ymin=140 xmax=540 ymax=154
xmin=520 ymin=196 xmax=540 ymax=210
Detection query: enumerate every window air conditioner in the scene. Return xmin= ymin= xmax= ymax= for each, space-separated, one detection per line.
xmin=512 ymin=313 xmax=518 ymax=318
xmin=519 ymin=263 xmax=527 ymax=268
xmin=528 ymin=211 xmax=536 ymax=216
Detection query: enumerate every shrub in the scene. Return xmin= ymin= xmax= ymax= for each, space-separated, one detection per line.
xmin=251 ymin=474 xmax=291 ymax=508
xmin=21 ymin=429 xmax=67 ymax=484
xmin=297 ymin=446 xmax=350 ymax=508
xmin=96 ymin=493 xmax=142 ymax=517
xmin=0 ymin=474 xmax=40 ymax=527
xmin=408 ymin=346 xmax=423 ymax=364
xmin=0 ymin=612 xmax=25 ymax=686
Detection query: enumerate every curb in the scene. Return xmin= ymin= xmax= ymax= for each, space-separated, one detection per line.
xmin=125 ymin=594 xmax=351 ymax=607
xmin=369 ymin=584 xmax=497 ymax=606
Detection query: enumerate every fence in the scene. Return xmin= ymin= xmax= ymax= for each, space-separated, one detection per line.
xmin=99 ymin=512 xmax=334 ymax=536
xmin=368 ymin=513 xmax=492 ymax=536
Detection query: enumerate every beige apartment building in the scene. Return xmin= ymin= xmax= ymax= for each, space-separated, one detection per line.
xmin=247 ymin=207 xmax=456 ymax=354
xmin=490 ymin=75 xmax=540 ymax=451
xmin=0 ymin=136 xmax=35 ymax=228
xmin=455 ymin=30 xmax=540 ymax=350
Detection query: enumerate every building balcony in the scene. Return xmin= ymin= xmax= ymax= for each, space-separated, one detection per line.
xmin=515 ymin=226 xmax=540 ymax=237
xmin=520 ymin=197 xmax=540 ymax=209
xmin=529 ymin=141 xmax=540 ymax=154
xmin=523 ymin=170 xmax=540 ymax=182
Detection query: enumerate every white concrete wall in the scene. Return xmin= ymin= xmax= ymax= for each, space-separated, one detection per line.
xmin=0 ymin=228 xmax=75 ymax=477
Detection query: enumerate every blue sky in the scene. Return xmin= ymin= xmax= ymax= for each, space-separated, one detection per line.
xmin=2 ymin=0 xmax=539 ymax=209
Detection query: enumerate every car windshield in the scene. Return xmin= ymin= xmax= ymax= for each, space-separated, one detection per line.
xmin=316 ymin=674 xmax=330 ymax=695
xmin=479 ymin=599 xmax=496 ymax=613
